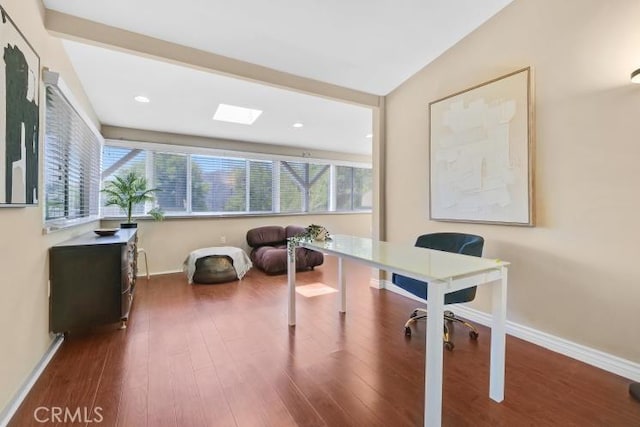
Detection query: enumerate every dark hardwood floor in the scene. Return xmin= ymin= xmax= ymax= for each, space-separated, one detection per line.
xmin=9 ymin=258 xmax=640 ymax=426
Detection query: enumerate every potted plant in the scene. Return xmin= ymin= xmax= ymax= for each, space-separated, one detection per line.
xmin=288 ymin=224 xmax=332 ymax=256
xmin=101 ymin=171 xmax=164 ymax=228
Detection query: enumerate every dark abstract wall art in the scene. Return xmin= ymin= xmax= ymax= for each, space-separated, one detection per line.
xmin=0 ymin=5 xmax=39 ymax=206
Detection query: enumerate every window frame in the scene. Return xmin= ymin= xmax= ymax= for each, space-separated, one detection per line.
xmin=101 ymin=139 xmax=372 ymax=219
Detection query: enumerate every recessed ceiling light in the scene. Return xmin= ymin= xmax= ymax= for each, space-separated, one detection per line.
xmin=213 ymin=103 xmax=262 ymax=125
xmin=292 ymin=122 xmax=304 ymax=128
xmin=365 ymin=133 xmax=373 ymax=139
xmin=134 ymin=95 xmax=150 ymax=103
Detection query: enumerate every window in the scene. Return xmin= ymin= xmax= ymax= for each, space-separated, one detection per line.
xmin=101 ymin=142 xmax=372 ymax=217
xmin=336 ymin=166 xmax=372 ymax=210
xmin=191 ymin=155 xmax=246 ymax=213
xmin=280 ymin=161 xmax=330 ymax=212
xmin=309 ymin=164 xmax=330 ymax=212
xmin=353 ymin=167 xmax=373 ymax=209
xmin=154 ymin=152 xmax=188 ymax=213
xmin=248 ymin=161 xmax=273 ymax=212
xmin=44 ymin=85 xmax=101 ymax=227
xmin=280 ymin=161 xmax=303 ymax=213
xmin=101 ymin=147 xmax=146 ymax=217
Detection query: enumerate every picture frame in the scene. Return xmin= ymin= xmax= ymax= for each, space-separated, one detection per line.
xmin=429 ymin=67 xmax=534 ymax=226
xmin=0 ymin=5 xmax=40 ymax=207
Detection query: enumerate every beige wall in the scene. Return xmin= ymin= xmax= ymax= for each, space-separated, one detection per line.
xmin=103 ymin=213 xmax=371 ymax=274
xmin=0 ymin=0 xmax=101 ymax=414
xmin=385 ymin=0 xmax=640 ymax=362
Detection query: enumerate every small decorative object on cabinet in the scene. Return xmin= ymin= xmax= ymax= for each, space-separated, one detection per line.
xmin=49 ymin=228 xmax=138 ymax=333
xmin=93 ymin=228 xmax=119 ymax=237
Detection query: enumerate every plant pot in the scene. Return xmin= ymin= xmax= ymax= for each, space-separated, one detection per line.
xmin=120 ymin=223 xmax=138 ymax=229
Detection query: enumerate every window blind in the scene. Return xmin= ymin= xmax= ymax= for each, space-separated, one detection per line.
xmin=354 ymin=167 xmax=373 ymax=209
xmin=154 ymin=152 xmax=188 ymax=213
xmin=44 ymin=86 xmax=101 ymax=224
xmin=191 ymin=155 xmax=246 ymax=212
xmin=280 ymin=161 xmax=304 ymax=213
xmin=101 ymin=146 xmax=147 ymax=217
xmin=248 ymin=160 xmax=273 ymax=212
xmin=336 ymin=166 xmax=372 ymax=210
xmin=279 ymin=161 xmax=330 ymax=213
xmin=336 ymin=166 xmax=354 ymax=210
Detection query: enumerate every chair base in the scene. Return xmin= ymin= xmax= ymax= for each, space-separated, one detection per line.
xmin=404 ymin=308 xmax=479 ymax=350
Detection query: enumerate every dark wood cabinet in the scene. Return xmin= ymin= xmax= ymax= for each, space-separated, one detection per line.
xmin=49 ymin=229 xmax=138 ymax=333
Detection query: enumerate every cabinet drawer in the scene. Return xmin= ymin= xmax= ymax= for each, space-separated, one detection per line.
xmin=121 ymin=242 xmax=135 ymax=266
xmin=121 ymin=267 xmax=133 ymax=292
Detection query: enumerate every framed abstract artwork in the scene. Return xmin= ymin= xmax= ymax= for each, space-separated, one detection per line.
xmin=429 ymin=67 xmax=534 ymax=226
xmin=0 ymin=5 xmax=40 ymax=206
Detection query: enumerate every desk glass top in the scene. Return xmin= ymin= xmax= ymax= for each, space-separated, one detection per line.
xmin=298 ymin=235 xmax=508 ymax=282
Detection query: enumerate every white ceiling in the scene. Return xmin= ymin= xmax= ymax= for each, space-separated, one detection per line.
xmin=45 ymin=0 xmax=514 ymax=155
xmin=62 ymin=40 xmax=374 ymax=155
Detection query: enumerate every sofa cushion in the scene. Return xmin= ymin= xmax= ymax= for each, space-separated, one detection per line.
xmin=246 ymin=225 xmax=325 ymax=274
xmin=251 ymin=246 xmax=287 ymax=274
xmin=246 ymin=226 xmax=286 ymax=247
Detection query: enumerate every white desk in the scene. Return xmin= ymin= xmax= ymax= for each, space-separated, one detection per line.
xmin=287 ymin=235 xmax=509 ymax=427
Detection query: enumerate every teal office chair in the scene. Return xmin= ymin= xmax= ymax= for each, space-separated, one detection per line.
xmin=392 ymin=232 xmax=484 ymax=350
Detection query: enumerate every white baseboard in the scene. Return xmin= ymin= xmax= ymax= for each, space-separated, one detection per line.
xmin=382 ymin=281 xmax=640 ymax=382
xmin=369 ymin=278 xmax=384 ymax=289
xmin=136 ymin=269 xmax=182 ymax=278
xmin=0 ymin=335 xmax=64 ymax=427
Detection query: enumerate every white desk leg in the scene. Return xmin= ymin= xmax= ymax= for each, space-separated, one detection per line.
xmin=490 ymin=266 xmax=508 ymax=402
xmin=287 ymin=241 xmax=296 ymax=326
xmin=425 ymin=282 xmax=445 ymax=427
xmin=338 ymin=257 xmax=346 ymax=313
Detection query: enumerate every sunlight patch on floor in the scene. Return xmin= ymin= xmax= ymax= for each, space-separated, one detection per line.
xmin=295 ymin=282 xmax=338 ymax=297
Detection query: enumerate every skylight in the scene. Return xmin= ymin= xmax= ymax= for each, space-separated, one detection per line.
xmin=213 ymin=103 xmax=263 ymax=125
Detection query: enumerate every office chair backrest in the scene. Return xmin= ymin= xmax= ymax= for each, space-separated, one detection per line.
xmin=416 ymin=232 xmax=484 ymax=304
xmin=415 ymin=232 xmax=484 ymax=257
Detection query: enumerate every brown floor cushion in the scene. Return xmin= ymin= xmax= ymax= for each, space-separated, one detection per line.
xmin=192 ymin=255 xmax=237 ymax=284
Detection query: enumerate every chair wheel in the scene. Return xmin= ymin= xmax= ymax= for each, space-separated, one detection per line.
xmin=404 ymin=327 xmax=412 ymax=336
xmin=469 ymin=331 xmax=479 ymax=340
xmin=444 ymin=341 xmax=454 ymax=351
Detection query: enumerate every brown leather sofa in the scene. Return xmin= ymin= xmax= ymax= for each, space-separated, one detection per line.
xmin=246 ymin=225 xmax=324 ymax=274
